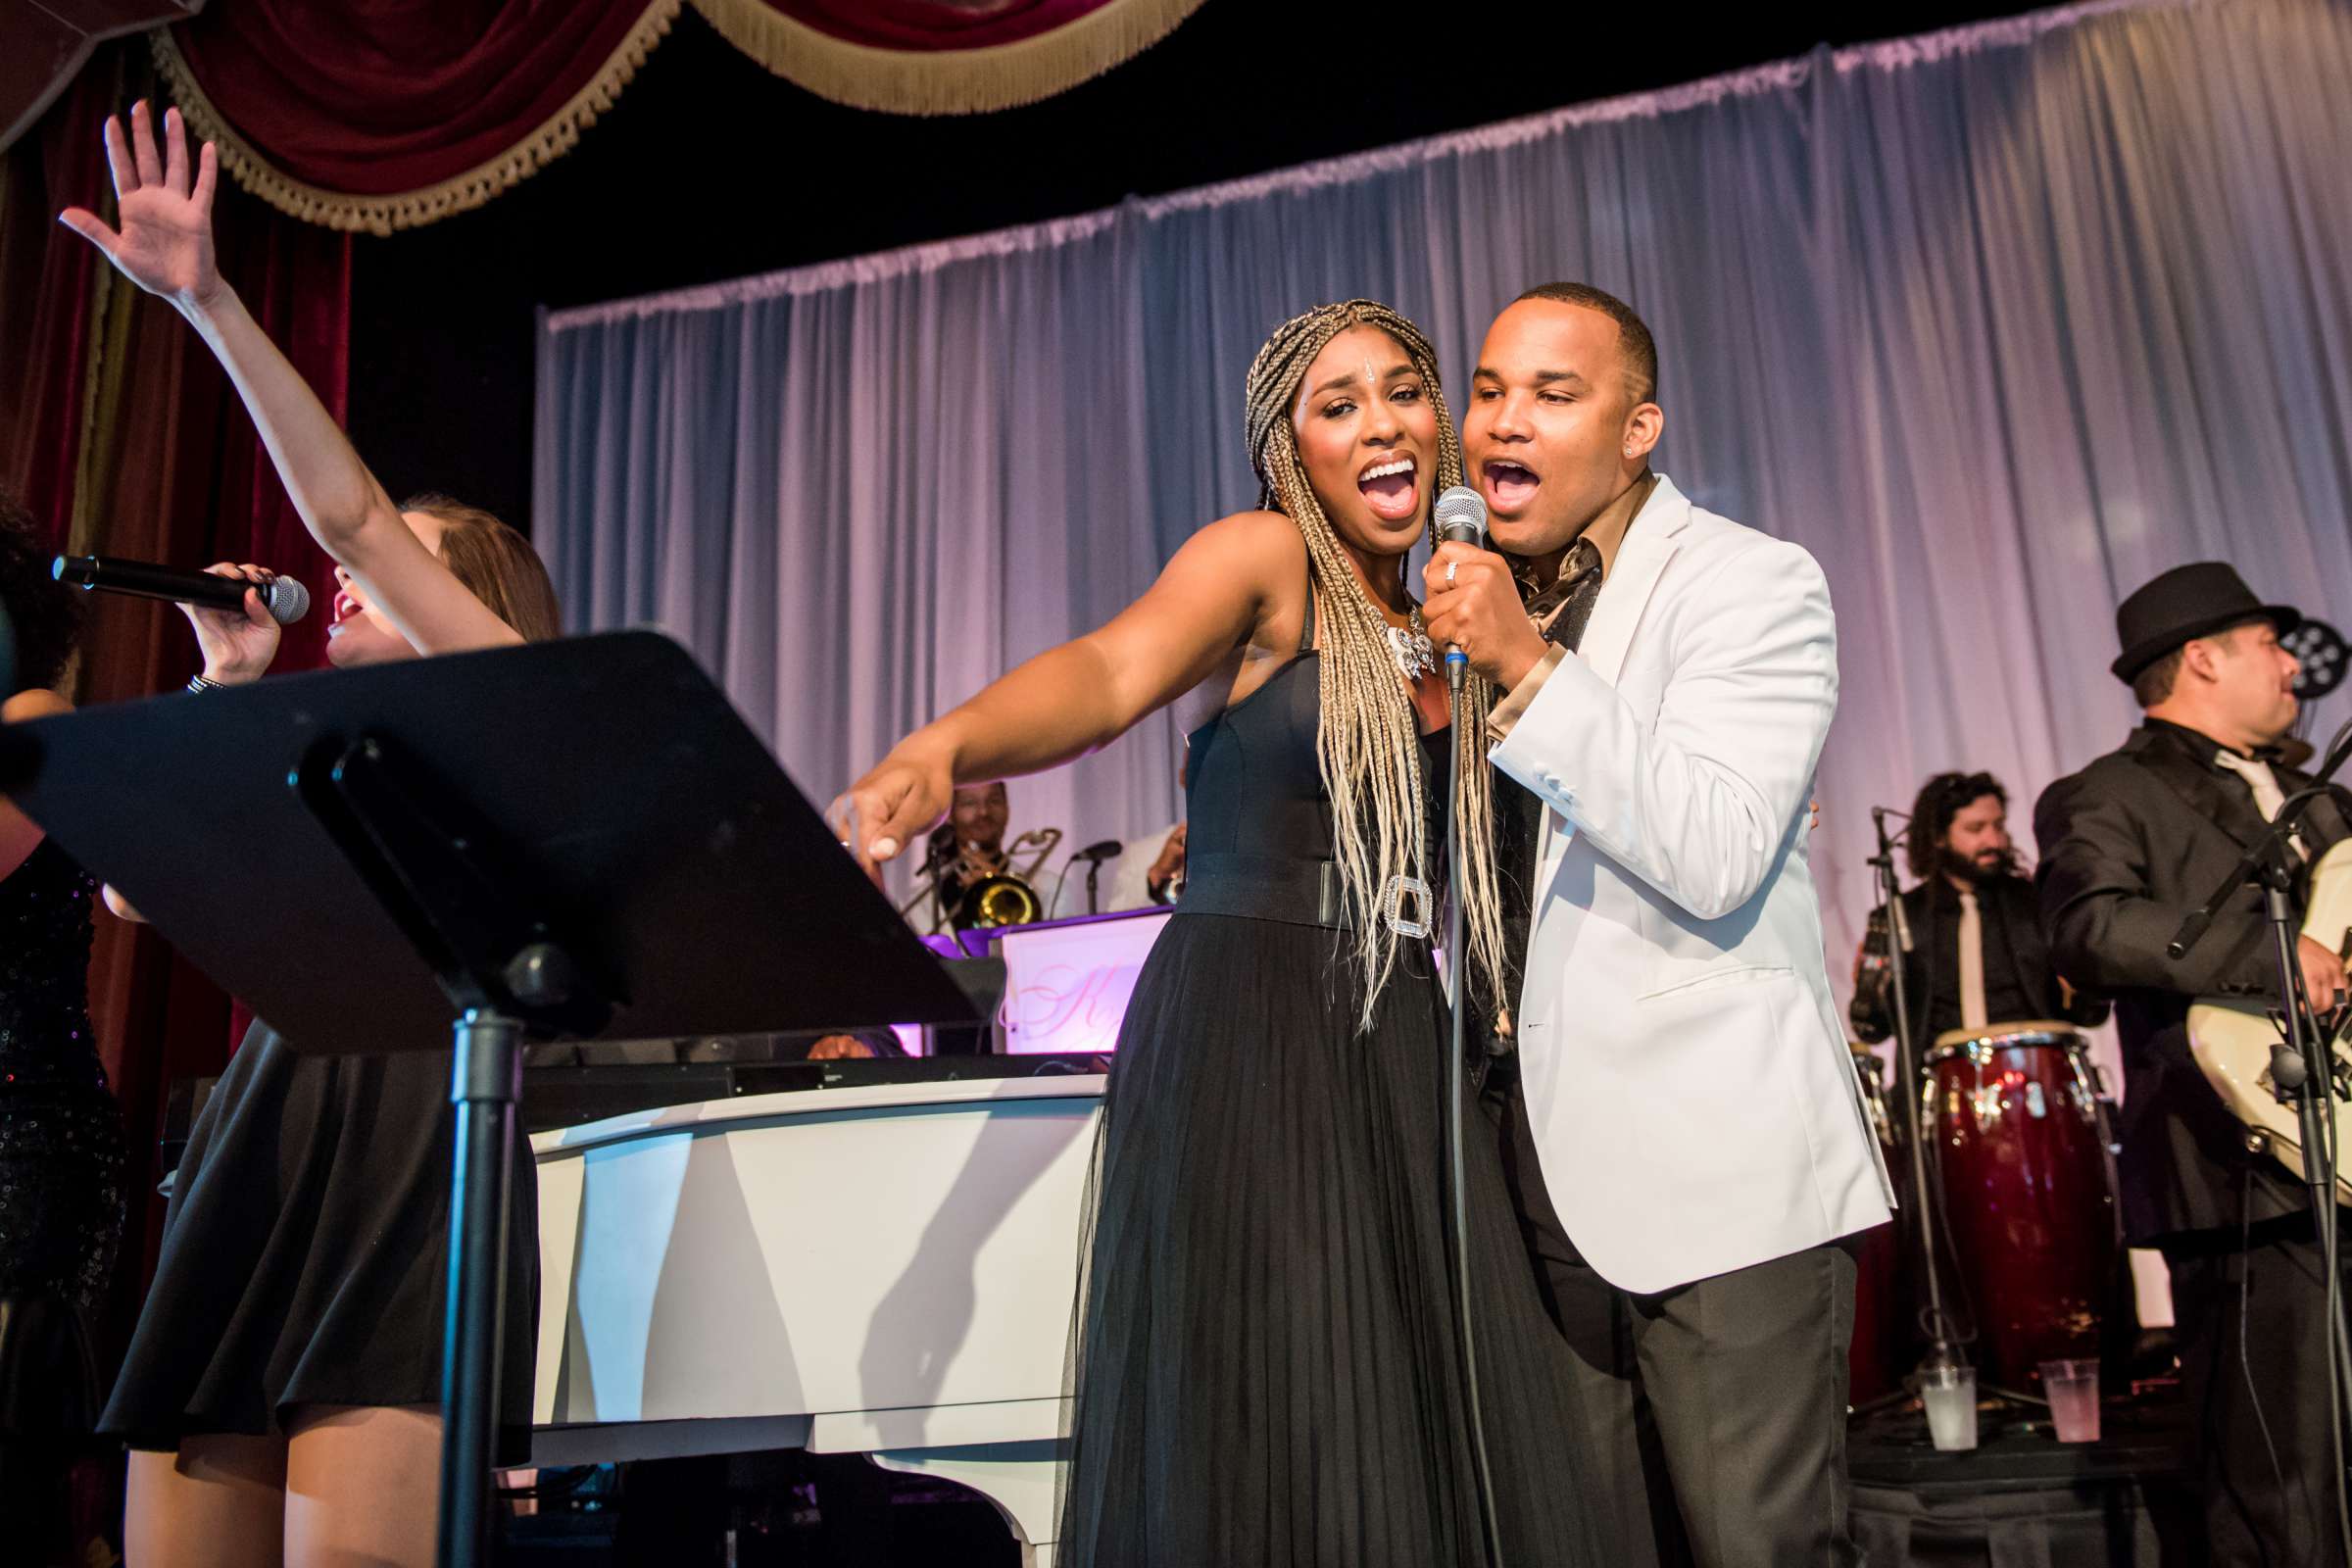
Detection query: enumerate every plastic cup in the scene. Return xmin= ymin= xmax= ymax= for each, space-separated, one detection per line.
xmin=1921 ymin=1363 xmax=1979 ymax=1451
xmin=2040 ymin=1357 xmax=2102 ymax=1443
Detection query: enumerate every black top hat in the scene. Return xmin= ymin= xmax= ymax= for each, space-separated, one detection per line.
xmin=2110 ymin=562 xmax=2301 ymax=683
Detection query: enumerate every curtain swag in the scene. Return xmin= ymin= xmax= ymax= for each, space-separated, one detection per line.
xmin=149 ymin=4 xmax=684 ymax=237
xmin=692 ymin=0 xmax=1209 ymax=115
xmin=145 ymin=0 xmax=1209 ymax=235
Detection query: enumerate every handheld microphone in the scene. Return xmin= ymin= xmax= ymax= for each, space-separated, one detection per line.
xmin=52 ymin=555 xmax=311 ymax=625
xmin=1071 ymin=839 xmax=1125 ymax=864
xmin=1432 ymin=485 xmax=1489 ymax=685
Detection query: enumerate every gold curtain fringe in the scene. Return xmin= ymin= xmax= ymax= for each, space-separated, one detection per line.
xmin=146 ymin=2 xmax=685 ymax=236
xmin=147 ymin=0 xmax=1200 ymax=231
xmin=686 ymin=0 xmax=1207 ymax=117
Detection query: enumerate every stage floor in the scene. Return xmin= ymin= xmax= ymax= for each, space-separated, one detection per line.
xmin=1851 ymin=1385 xmax=2202 ymax=1566
xmin=502 ymin=1391 xmax=2207 ymax=1564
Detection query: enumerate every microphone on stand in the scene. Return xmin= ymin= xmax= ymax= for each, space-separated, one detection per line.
xmin=52 ymin=555 xmax=311 ymax=625
xmin=1430 ymin=476 xmax=1510 ymax=1560
xmin=1432 ymin=484 xmax=1490 ymax=694
xmin=1071 ymin=839 xmax=1123 ymax=916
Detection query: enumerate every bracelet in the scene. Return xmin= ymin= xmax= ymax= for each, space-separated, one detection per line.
xmin=185 ymin=674 xmax=224 ymax=694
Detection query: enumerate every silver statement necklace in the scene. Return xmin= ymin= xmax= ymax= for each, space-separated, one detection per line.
xmin=1388 ymin=606 xmax=1437 ymax=681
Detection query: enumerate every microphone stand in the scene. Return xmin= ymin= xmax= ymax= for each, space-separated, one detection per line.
xmin=1445 ymin=643 xmax=1505 ymax=1568
xmin=2168 ymin=719 xmax=2352 ymax=1568
xmin=1867 ymin=808 xmax=1971 ymax=1407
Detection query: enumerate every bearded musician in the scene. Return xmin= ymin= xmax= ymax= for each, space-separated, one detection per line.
xmin=2035 ymin=563 xmax=2350 ymax=1567
xmin=1851 ymin=770 xmax=2105 ymax=1046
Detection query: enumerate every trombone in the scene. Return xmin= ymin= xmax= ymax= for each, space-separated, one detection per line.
xmin=900 ymin=825 xmax=1065 ymax=933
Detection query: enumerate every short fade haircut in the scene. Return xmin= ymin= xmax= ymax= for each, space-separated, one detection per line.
xmin=1512 ymin=281 xmax=1658 ymax=407
xmin=2130 ymin=619 xmax=2264 ymax=710
xmin=2131 ymin=646 xmax=2186 ymax=710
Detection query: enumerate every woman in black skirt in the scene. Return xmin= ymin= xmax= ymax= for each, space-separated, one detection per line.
xmin=62 ymin=103 xmax=560 ymax=1567
xmin=0 ymin=495 xmax=129 ymax=1564
xmin=833 ymin=301 xmax=1601 ymax=1567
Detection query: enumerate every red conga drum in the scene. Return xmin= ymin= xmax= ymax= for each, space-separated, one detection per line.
xmin=1923 ymin=1021 xmax=2120 ymax=1388
xmin=1846 ymin=1043 xmax=1913 ymax=1403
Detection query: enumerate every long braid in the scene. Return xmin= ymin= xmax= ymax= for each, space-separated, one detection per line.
xmin=1243 ymin=300 xmax=1509 ymax=1030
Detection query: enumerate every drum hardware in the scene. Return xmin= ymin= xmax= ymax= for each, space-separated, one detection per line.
xmin=1846 ymin=1042 xmax=1916 ymax=1409
xmin=1863 ymin=807 xmax=1975 ymax=1418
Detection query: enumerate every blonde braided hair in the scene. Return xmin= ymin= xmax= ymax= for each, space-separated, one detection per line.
xmin=1243 ymin=300 xmax=1508 ymax=1028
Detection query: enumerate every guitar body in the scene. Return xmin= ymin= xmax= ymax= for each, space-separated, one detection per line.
xmin=2186 ymin=841 xmax=2352 ymax=1204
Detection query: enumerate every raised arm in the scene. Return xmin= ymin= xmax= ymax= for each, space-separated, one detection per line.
xmin=60 ymin=103 xmax=515 ymax=656
xmin=828 ymin=510 xmax=1299 ymax=873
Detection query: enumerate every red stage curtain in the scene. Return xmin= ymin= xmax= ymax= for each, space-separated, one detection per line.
xmin=1 ymin=37 xmax=352 ymax=1341
xmin=151 ymin=0 xmax=1204 ymax=233
xmin=154 ymin=0 xmax=672 ymax=233
xmin=693 ymin=0 xmax=1207 ymax=113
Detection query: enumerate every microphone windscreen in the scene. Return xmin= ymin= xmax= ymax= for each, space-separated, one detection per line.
xmin=261 ymin=576 xmax=312 ymax=625
xmin=1433 ymin=484 xmax=1488 ymax=547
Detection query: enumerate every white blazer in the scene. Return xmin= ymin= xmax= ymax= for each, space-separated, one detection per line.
xmin=1490 ymin=476 xmax=1892 ymax=1295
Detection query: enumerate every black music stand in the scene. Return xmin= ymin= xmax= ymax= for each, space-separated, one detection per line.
xmin=7 ymin=630 xmax=973 ymax=1568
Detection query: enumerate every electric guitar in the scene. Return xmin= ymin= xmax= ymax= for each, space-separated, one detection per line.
xmin=2186 ymin=840 xmax=2352 ymax=1204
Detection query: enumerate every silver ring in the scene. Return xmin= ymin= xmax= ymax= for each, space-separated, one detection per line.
xmin=1444 ymin=560 xmax=1459 ymax=587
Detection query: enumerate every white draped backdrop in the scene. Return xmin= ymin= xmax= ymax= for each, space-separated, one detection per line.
xmin=535 ymin=0 xmax=2352 ymax=1002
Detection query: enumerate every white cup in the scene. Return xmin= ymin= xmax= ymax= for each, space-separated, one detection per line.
xmin=1921 ymin=1362 xmax=1979 ymax=1451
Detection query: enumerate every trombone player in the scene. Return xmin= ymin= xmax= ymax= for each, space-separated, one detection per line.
xmin=911 ymin=780 xmax=1060 ymax=933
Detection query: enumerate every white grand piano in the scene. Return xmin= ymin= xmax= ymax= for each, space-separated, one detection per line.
xmin=527 ymin=911 xmax=1168 ymax=1568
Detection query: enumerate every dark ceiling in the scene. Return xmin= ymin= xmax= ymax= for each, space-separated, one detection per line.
xmin=347 ymin=0 xmax=2044 ymax=527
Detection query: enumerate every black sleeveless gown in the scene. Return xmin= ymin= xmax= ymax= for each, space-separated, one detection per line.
xmin=0 ymin=838 xmax=125 ymax=1440
xmin=1057 ymin=632 xmax=1599 ymax=1567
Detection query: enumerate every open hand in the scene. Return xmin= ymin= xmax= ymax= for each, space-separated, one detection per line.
xmin=828 ymin=749 xmax=953 ymax=879
xmin=58 ymin=101 xmax=222 ymax=311
xmin=180 ymin=563 xmax=283 ymax=684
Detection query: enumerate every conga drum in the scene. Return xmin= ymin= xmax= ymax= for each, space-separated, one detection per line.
xmin=1923 ymin=1021 xmax=2120 ymax=1388
xmin=1846 ymin=1043 xmax=1913 ymax=1403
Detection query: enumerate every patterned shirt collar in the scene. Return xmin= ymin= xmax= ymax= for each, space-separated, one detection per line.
xmin=1512 ymin=470 xmax=1658 ymax=644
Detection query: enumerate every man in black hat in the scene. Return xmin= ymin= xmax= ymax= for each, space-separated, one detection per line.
xmin=2036 ymin=562 xmax=2349 ymax=1565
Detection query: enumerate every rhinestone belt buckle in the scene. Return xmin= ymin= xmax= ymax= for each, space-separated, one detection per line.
xmin=1382 ymin=873 xmax=1433 ymax=939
